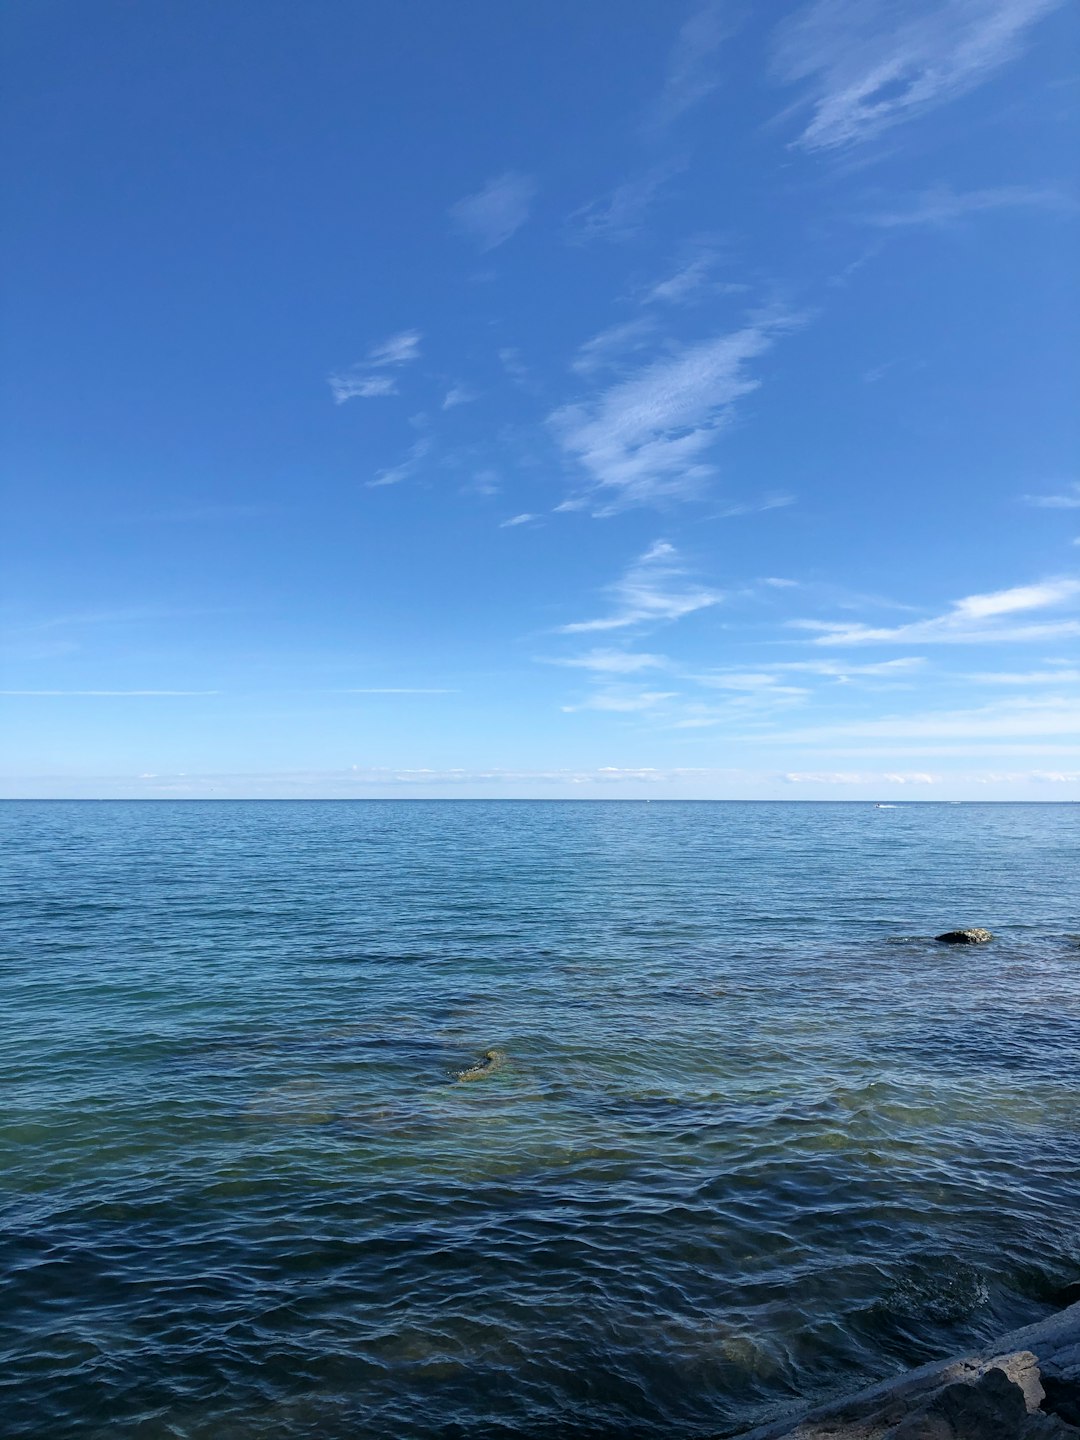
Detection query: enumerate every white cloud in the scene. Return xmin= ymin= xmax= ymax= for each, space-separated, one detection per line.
xmin=772 ymin=0 xmax=1064 ymax=152
xmin=551 ymin=314 xmax=795 ymax=512
xmin=570 ymin=318 xmax=658 ymax=377
xmin=367 ymin=330 xmax=422 ymax=366
xmin=17 ymin=763 xmax=1077 ymax=800
xmin=785 ymin=770 xmax=938 ymax=784
xmin=450 ymin=172 xmax=537 ymax=251
xmin=692 ymin=671 xmax=809 ymax=695
xmin=1023 ymin=482 xmax=1080 ymax=509
xmin=367 ymin=437 xmax=431 ymax=489
xmin=776 ymin=656 xmax=926 ymax=676
xmin=713 ymin=494 xmax=796 ymax=518
xmin=328 ymin=372 xmax=398 ymax=403
xmin=0 ymin=689 xmax=218 ymax=696
xmin=560 ymin=540 xmax=722 ymax=633
xmin=647 ymin=254 xmax=714 ymax=304
xmin=953 ymin=580 xmax=1079 ymax=620
xmin=442 ymin=384 xmax=477 ymax=410
xmin=499 ymin=513 xmax=538 ymax=528
xmin=543 ymin=649 xmax=669 ymax=675
xmin=645 ymin=247 xmax=746 ymax=305
xmin=328 ymin=329 xmax=422 ymax=402
xmin=796 ymin=578 xmax=1080 ymax=644
xmin=966 ymin=667 xmax=1080 ymax=684
xmin=466 ymin=469 xmax=501 ymax=496
xmin=650 ymin=1 xmax=732 ymax=129
xmin=498 ymin=347 xmax=531 ymax=388
xmin=764 ymin=697 xmax=1080 ymax=744
xmin=562 ymin=690 xmax=677 ymax=713
xmin=863 ymin=184 xmax=1075 ymax=227
xmin=566 ymin=163 xmax=680 ymax=245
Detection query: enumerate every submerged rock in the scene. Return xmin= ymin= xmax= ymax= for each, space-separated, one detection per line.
xmin=456 ymin=1049 xmax=507 ymax=1083
xmin=936 ymin=928 xmax=994 ymax=945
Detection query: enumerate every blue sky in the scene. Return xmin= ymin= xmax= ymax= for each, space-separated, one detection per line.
xmin=2 ymin=0 xmax=1078 ymax=799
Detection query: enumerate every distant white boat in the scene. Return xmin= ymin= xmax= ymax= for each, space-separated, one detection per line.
xmin=875 ymin=803 xmax=896 ymax=809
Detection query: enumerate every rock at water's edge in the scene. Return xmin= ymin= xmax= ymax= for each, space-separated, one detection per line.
xmin=936 ymin=928 xmax=994 ymax=945
xmin=726 ymin=1300 xmax=1080 ymax=1439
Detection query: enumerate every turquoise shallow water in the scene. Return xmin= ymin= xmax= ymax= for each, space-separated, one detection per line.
xmin=1 ymin=800 xmax=1079 ymax=1439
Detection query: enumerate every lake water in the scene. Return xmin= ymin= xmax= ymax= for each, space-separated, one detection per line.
xmin=2 ymin=800 xmax=1078 ymax=1438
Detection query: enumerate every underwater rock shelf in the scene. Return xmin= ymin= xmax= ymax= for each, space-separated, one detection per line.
xmin=728 ymin=1300 xmax=1080 ymax=1438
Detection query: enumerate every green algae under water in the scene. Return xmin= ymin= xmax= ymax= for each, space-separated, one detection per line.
xmin=1 ymin=799 xmax=1079 ymax=1439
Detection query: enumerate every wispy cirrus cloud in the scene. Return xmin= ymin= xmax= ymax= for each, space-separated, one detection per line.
xmin=328 ymin=373 xmax=398 ymax=402
xmin=562 ymin=689 xmax=677 ymax=714
xmin=450 ymin=172 xmax=537 ymax=251
xmin=569 ymin=2 xmax=733 ymax=242
xmin=689 ymin=671 xmax=809 ymax=696
xmin=499 ymin=513 xmax=539 ymax=528
xmin=712 ymin=494 xmax=796 ymax=519
xmin=862 ymin=183 xmax=1076 ymax=227
xmin=785 ymin=770 xmax=939 ymax=784
xmin=795 ymin=578 xmax=1080 ymax=645
xmin=367 ymin=437 xmax=431 ymax=488
xmin=762 ymin=696 xmax=1080 ymax=744
xmin=644 ymin=245 xmax=747 ymax=306
xmin=560 ymin=541 xmax=722 ymax=633
xmin=0 ymin=689 xmax=218 ymax=697
xmin=551 ymin=312 xmax=797 ymax=512
xmin=541 ymin=648 xmax=669 ymax=675
xmin=773 ymin=656 xmax=926 ymax=678
xmin=570 ymin=318 xmax=658 ymax=377
xmin=566 ymin=163 xmax=682 ymax=245
xmin=648 ymin=1 xmax=732 ymax=130
xmin=1022 ymin=482 xmax=1080 ymax=509
xmin=497 ymin=347 xmax=534 ymax=390
xmin=367 ymin=330 xmax=423 ymax=366
xmin=328 ymin=329 xmax=422 ymax=403
xmin=965 ymin=666 xmax=1080 ymax=684
xmin=772 ymin=0 xmax=1065 ymax=152
xmin=442 ymin=383 xmax=477 ymax=410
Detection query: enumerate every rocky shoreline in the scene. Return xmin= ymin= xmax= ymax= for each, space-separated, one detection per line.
xmin=727 ymin=1301 xmax=1080 ymax=1439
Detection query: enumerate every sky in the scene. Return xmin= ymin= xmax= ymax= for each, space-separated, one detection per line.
xmin=2 ymin=0 xmax=1079 ymax=800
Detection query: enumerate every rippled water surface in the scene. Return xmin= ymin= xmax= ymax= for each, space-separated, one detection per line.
xmin=2 ymin=800 xmax=1079 ymax=1438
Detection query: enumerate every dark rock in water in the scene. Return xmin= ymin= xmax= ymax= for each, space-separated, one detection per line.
xmin=725 ymin=1300 xmax=1080 ymax=1439
xmin=456 ymin=1048 xmax=507 ymax=1082
xmin=1050 ymin=1280 xmax=1080 ymax=1309
xmin=888 ymin=1366 xmax=1035 ymax=1438
xmin=936 ymin=928 xmax=994 ymax=945
xmin=1041 ymin=1374 xmax=1080 ymax=1428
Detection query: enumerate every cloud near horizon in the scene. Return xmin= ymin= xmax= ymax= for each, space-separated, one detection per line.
xmin=796 ymin=578 xmax=1080 ymax=645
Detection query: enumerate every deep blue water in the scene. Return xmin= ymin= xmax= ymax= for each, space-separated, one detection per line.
xmin=1 ymin=800 xmax=1079 ymax=1439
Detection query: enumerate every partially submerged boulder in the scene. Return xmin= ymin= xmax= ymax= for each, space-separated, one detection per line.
xmin=936 ymin=928 xmax=994 ymax=945
xmin=456 ymin=1048 xmax=506 ymax=1082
